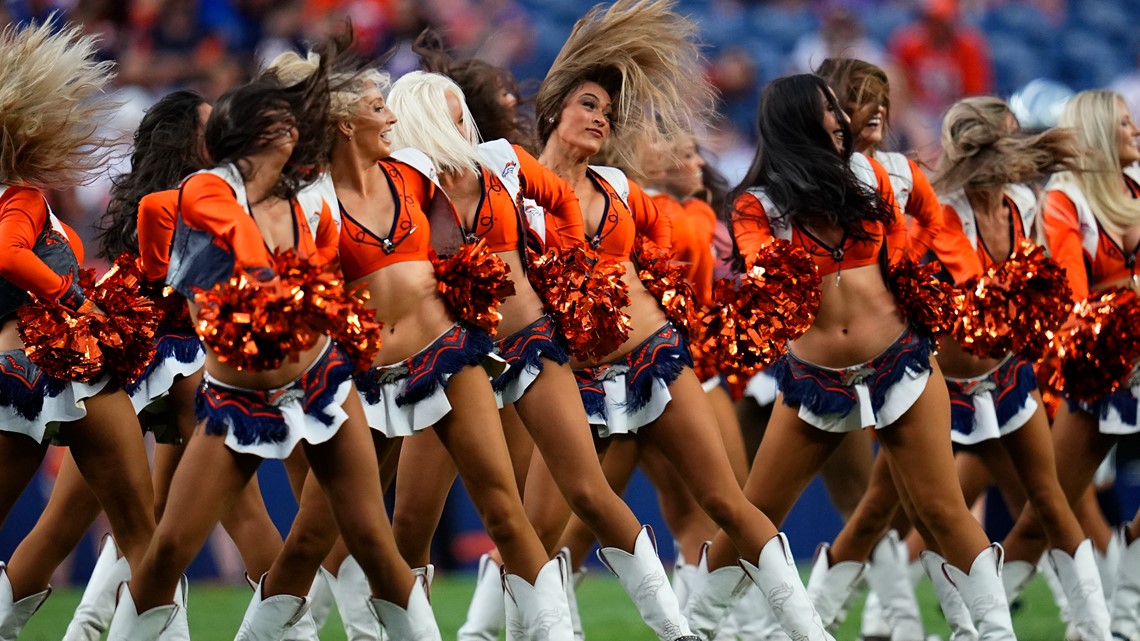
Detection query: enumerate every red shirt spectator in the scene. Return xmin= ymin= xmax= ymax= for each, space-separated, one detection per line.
xmin=889 ymin=0 xmax=992 ymax=116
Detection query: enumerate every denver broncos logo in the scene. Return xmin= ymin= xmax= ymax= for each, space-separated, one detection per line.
xmin=502 ymin=160 xmax=518 ymax=179
xmin=767 ymin=582 xmax=794 ymax=614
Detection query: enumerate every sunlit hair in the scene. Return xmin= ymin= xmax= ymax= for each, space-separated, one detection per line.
xmin=387 ymin=71 xmax=483 ymax=174
xmin=0 ymin=20 xmax=119 ymax=188
xmin=1050 ymin=90 xmax=1140 ymax=236
xmin=265 ymin=50 xmax=390 ymax=126
xmin=815 ymin=57 xmax=890 ymax=151
xmin=535 ymin=0 xmax=716 ymax=167
xmin=97 ymin=91 xmax=208 ymax=260
xmin=933 ymin=96 xmax=1081 ymax=194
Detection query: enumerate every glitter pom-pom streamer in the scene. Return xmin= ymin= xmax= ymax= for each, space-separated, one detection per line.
xmin=634 ymin=237 xmax=699 ymax=340
xmin=955 ymin=242 xmax=1072 ymax=359
xmin=1052 ymin=288 xmax=1140 ymax=404
xmin=17 ymin=295 xmax=105 ymax=382
xmin=528 ymin=245 xmax=632 ymax=362
xmin=432 ymin=239 xmax=515 ymax=336
xmin=89 ymin=254 xmax=158 ymax=383
xmin=888 ymin=258 xmax=959 ymax=338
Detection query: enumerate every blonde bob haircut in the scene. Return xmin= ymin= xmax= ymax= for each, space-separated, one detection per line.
xmin=0 ymin=20 xmax=119 ymax=188
xmin=1049 ymin=90 xmax=1140 ymax=237
xmin=387 ymin=71 xmax=483 ymax=174
xmin=265 ymin=50 xmax=390 ymax=127
xmin=934 ymin=96 xmax=1081 ymax=194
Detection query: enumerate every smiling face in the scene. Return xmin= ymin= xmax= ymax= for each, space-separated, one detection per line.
xmin=663 ymin=135 xmax=705 ymax=199
xmin=257 ymin=109 xmax=299 ymax=159
xmin=1117 ymin=96 xmax=1140 ymax=167
xmin=820 ymin=88 xmax=848 ymax=154
xmin=344 ymin=82 xmax=398 ymax=160
xmin=551 ymin=81 xmax=613 ymax=158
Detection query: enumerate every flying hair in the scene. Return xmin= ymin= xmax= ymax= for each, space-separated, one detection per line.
xmin=387 ymin=71 xmax=484 ymax=174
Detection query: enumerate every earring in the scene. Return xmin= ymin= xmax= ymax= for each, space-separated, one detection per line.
xmin=347 ymin=135 xmax=353 ymax=141
xmin=547 ymin=117 xmax=555 ymax=123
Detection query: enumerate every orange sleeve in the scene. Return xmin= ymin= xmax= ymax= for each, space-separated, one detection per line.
xmin=932 ymin=203 xmax=986 ymax=284
xmin=179 ymin=173 xmax=272 ymax=272
xmin=137 ymin=190 xmax=179 ymax=282
xmin=731 ymin=192 xmax=775 ymax=260
xmin=904 ymin=159 xmax=943 ymax=261
xmin=59 ymin=220 xmax=84 ymax=265
xmin=684 ymin=199 xmax=718 ymax=242
xmin=313 ymin=198 xmax=340 ymax=264
xmin=683 ymin=200 xmax=716 ymax=304
xmin=628 ymin=180 xmax=671 ymax=250
xmin=1042 ymin=190 xmax=1090 ymax=302
xmin=870 ymin=157 xmax=908 ymax=265
xmin=0 ymin=187 xmax=78 ymax=303
xmin=515 ymin=145 xmax=585 ymax=249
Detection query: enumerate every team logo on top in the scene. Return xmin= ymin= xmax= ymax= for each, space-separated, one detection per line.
xmin=502 ymin=161 xmax=518 ymax=179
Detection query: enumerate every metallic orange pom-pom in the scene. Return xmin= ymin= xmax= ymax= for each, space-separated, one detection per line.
xmin=888 ymin=258 xmax=959 ymax=337
xmin=1053 ymin=288 xmax=1140 ymax=404
xmin=687 ymin=313 xmax=720 ymax=383
xmin=634 ymin=237 xmax=699 ymax=341
xmin=89 ymin=254 xmax=159 ymax=384
xmin=702 ymin=240 xmax=822 ymax=386
xmin=17 ymin=294 xmax=105 ymax=382
xmin=140 ymin=280 xmax=192 ymax=329
xmin=330 ymin=286 xmax=384 ymax=373
xmin=432 ymin=239 xmax=516 ymax=336
xmin=528 ymin=245 xmax=632 ymax=362
xmin=955 ymin=242 xmax=1073 ymax=359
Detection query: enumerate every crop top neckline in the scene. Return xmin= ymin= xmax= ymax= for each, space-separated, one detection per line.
xmin=585 ymin=168 xmax=615 ymax=250
xmin=338 ymin=165 xmax=406 ymax=253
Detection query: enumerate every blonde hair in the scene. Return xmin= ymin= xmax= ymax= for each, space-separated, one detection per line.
xmin=0 ymin=20 xmax=119 ymax=188
xmin=934 ymin=96 xmax=1081 ymax=194
xmin=387 ymin=71 xmax=483 ymax=174
xmin=1050 ymin=90 xmax=1140 ymax=237
xmin=535 ymin=0 xmax=715 ymax=167
xmin=264 ymin=50 xmax=390 ymax=125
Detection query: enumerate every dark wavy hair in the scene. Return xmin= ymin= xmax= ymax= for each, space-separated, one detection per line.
xmin=413 ymin=29 xmax=536 ymax=152
xmin=205 ymin=39 xmax=338 ymax=201
xmin=730 ymin=74 xmax=895 ymax=241
xmin=96 ymin=90 xmax=208 ymax=260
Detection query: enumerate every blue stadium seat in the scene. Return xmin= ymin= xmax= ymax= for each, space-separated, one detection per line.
xmin=1057 ymin=30 xmax=1125 ymax=91
xmin=982 ymin=3 xmax=1056 ymax=51
xmin=747 ymin=5 xmax=818 ymax=54
xmin=987 ymin=34 xmax=1048 ymax=98
xmin=1070 ymin=1 xmax=1134 ymax=52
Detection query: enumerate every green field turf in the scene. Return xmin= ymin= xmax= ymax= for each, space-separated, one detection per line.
xmin=18 ymin=573 xmax=1065 ymax=640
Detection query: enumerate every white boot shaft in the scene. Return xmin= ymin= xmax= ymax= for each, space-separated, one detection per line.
xmin=920 ymin=551 xmax=977 ymax=641
xmin=1049 ymin=540 xmax=1112 ymax=641
xmin=235 ymin=575 xmax=310 ymax=641
xmin=681 ymin=544 xmax=749 ymax=640
xmin=457 ymin=553 xmax=505 ymax=641
xmin=740 ymin=533 xmax=835 ymax=641
xmin=1000 ymin=559 xmax=1035 ymax=604
xmin=308 ymin=568 xmax=335 ymax=632
xmin=859 ymin=590 xmax=891 ymax=641
xmin=106 ymin=585 xmax=178 ymax=641
xmin=160 ymin=576 xmax=191 ymax=641
xmin=564 ymin=550 xmax=585 ymax=641
xmin=503 ymin=557 xmax=574 ymax=641
xmin=0 ymin=563 xmax=51 ymax=641
xmin=63 ymin=533 xmax=128 ymax=641
xmin=1099 ymin=531 xmax=1123 ymax=604
xmin=943 ymin=545 xmax=1016 ymax=641
xmin=332 ymin=556 xmax=383 ymax=641
xmin=1113 ymin=529 xmax=1140 ymax=641
xmin=864 ymin=530 xmax=924 ymax=641
xmin=733 ymin=582 xmax=790 ymax=641
xmin=370 ymin=575 xmax=442 ymax=641
xmin=804 ymin=542 xmax=865 ymax=631
xmin=597 ymin=526 xmax=697 ymax=641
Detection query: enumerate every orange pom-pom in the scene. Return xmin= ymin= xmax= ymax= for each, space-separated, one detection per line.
xmin=331 ymin=286 xmax=384 ymax=373
xmin=634 ymin=237 xmax=699 ymax=341
xmin=528 ymin=245 xmax=632 ymax=362
xmin=888 ymin=258 xmax=959 ymax=337
xmin=1052 ymin=288 xmax=1140 ymax=404
xmin=955 ymin=242 xmax=1072 ymax=359
xmin=89 ymin=254 xmax=159 ymax=384
xmin=17 ymin=295 xmax=105 ymax=382
xmin=432 ymin=239 xmax=516 ymax=336
xmin=702 ymin=239 xmax=822 ymax=389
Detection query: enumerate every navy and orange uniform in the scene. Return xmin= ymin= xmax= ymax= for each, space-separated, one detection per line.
xmin=586 ymin=167 xmax=671 ymax=260
xmin=1044 ymin=173 xmax=1140 ymax=302
xmin=934 ymin=184 xmax=1036 ymax=284
xmin=733 ymin=154 xmax=906 ymax=275
xmin=168 ymin=168 xmax=339 ymax=297
xmin=650 ymin=192 xmax=714 ymax=305
xmin=872 ymin=151 xmax=943 ymax=261
xmin=137 ymin=189 xmax=180 ymax=284
xmin=0 ymin=185 xmax=87 ymax=318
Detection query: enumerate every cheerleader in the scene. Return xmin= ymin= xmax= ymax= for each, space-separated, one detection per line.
xmin=526 ymin=2 xmax=836 ymax=639
xmin=1001 ymin=90 xmax=1140 ymax=641
xmin=105 ymin=51 xmax=440 ymax=640
xmin=0 ymin=22 xmax=158 ymax=640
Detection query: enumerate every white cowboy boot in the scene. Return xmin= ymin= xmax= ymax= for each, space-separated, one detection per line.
xmin=1099 ymin=530 xmax=1123 ymax=604
xmin=864 ymin=530 xmax=923 ymax=641
xmin=63 ymin=533 xmax=129 ymax=641
xmin=597 ymin=526 xmax=699 ymax=641
xmin=999 ymin=558 xmax=1034 ymax=605
xmin=563 ymin=549 xmax=586 ymax=641
xmin=682 ymin=543 xmax=749 ymax=639
xmin=920 ymin=551 xmax=977 ymax=641
xmin=309 ymin=568 xmax=335 ymax=632
xmin=673 ymin=546 xmax=695 ymax=609
xmin=106 ymin=585 xmax=178 ymax=641
xmin=1039 ymin=552 xmax=1079 ymax=641
xmin=739 ymin=533 xmax=835 ymax=641
xmin=457 ymin=553 xmax=505 ymax=641
xmin=161 ymin=576 xmax=191 ymax=641
xmin=1112 ymin=528 xmax=1140 ymax=641
xmin=1049 ymin=540 xmax=1111 ymax=641
xmin=332 ymin=556 xmax=382 ymax=641
xmin=370 ymin=574 xmax=441 ymax=641
xmin=943 ymin=544 xmax=1016 ymax=641
xmin=804 ymin=542 xmax=865 ymax=631
xmin=732 ymin=582 xmax=788 ymax=640
xmin=235 ymin=574 xmax=310 ymax=641
xmin=503 ymin=557 xmax=574 ymax=641
xmin=0 ymin=563 xmax=51 ymax=641
xmin=859 ymin=590 xmax=891 ymax=641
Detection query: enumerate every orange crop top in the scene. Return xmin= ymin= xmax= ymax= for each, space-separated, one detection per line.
xmin=0 ymin=185 xmax=86 ymax=315
xmin=586 ymin=169 xmax=671 ymax=261
xmin=731 ymin=158 xmax=906 ymax=276
xmin=460 ymin=145 xmax=585 ymax=254
xmin=935 ymin=188 xmax=1033 ymax=285
xmin=167 ymin=171 xmax=338 ymax=298
xmin=138 ymin=189 xmax=179 ymax=283
xmin=651 ymin=192 xmax=714 ymax=304
xmin=338 ymin=159 xmax=439 ymax=281
xmin=1044 ymin=175 xmax=1140 ymax=302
